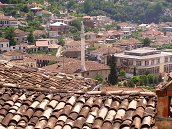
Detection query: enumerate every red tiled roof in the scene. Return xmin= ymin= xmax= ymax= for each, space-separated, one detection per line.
xmin=33 ymin=30 xmax=47 ymax=35
xmin=0 ymin=62 xmax=157 ymax=129
xmin=116 ymin=38 xmax=141 ymax=46
xmin=0 ymin=84 xmax=157 ymax=129
xmin=35 ymin=41 xmax=49 ymax=47
xmin=14 ymin=29 xmax=27 ymax=36
xmin=141 ymin=29 xmax=162 ymax=36
xmin=43 ymin=59 xmax=110 ymax=74
xmin=64 ymin=40 xmax=80 ymax=46
xmin=92 ymin=47 xmax=123 ymax=55
xmin=0 ymin=38 xmax=9 ymax=42
xmin=0 ymin=15 xmax=16 ymax=21
xmin=3 ymin=51 xmax=27 ymax=56
xmin=26 ymin=54 xmax=58 ymax=61
xmin=0 ymin=63 xmax=96 ymax=92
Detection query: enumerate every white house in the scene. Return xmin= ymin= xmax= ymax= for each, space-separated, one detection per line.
xmin=0 ymin=38 xmax=10 ymax=52
xmin=0 ymin=15 xmax=19 ymax=28
xmin=48 ymin=22 xmax=69 ymax=38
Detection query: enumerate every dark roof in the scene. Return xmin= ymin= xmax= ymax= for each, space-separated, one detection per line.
xmin=43 ymin=60 xmax=110 ymax=74
xmin=0 ymin=63 xmax=96 ymax=92
xmin=0 ymin=84 xmax=157 ymax=129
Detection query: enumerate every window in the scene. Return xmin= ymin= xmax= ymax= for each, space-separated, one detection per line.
xmin=157 ymin=58 xmax=160 ymax=64
xmin=170 ymin=57 xmax=172 ymax=62
xmin=155 ymin=67 xmax=160 ymax=73
xmin=136 ymin=61 xmax=141 ymax=66
xmin=145 ymin=60 xmax=149 ymax=66
xmin=151 ymin=60 xmax=155 ymax=65
xmin=164 ymin=65 xmax=169 ymax=73
xmin=128 ymin=60 xmax=133 ymax=65
xmin=165 ymin=57 xmax=168 ymax=63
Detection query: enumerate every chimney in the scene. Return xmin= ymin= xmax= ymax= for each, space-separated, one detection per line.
xmin=80 ymin=21 xmax=86 ymax=72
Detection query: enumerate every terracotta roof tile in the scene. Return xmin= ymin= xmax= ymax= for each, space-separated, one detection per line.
xmin=0 ymin=84 xmax=157 ymax=129
xmin=0 ymin=63 xmax=158 ymax=129
xmin=0 ymin=63 xmax=96 ymax=91
xmin=92 ymin=47 xmax=123 ymax=55
xmin=43 ymin=59 xmax=110 ymax=74
xmin=0 ymin=38 xmax=9 ymax=42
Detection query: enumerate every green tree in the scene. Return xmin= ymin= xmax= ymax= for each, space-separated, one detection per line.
xmin=94 ymin=74 xmax=103 ymax=82
xmin=69 ymin=18 xmax=83 ymax=31
xmin=147 ymin=74 xmax=154 ymax=84
xmin=5 ymin=27 xmax=16 ymax=46
xmin=27 ymin=32 xmax=34 ymax=44
xmin=83 ymin=0 xmax=94 ymax=13
xmin=139 ymin=74 xmax=147 ymax=86
xmin=116 ymin=25 xmax=121 ymax=30
xmin=119 ymin=69 xmax=126 ymax=77
xmin=107 ymin=55 xmax=118 ymax=85
xmin=133 ymin=67 xmax=137 ymax=76
xmin=58 ymin=38 xmax=65 ymax=46
xmin=143 ymin=37 xmax=151 ymax=47
xmin=131 ymin=76 xmax=140 ymax=85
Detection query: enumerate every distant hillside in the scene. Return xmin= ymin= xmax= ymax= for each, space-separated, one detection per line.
xmin=66 ymin=0 xmax=172 ymax=23
xmin=1 ymin=0 xmax=172 ymax=23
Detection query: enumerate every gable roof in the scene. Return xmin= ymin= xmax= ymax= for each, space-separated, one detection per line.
xmin=0 ymin=38 xmax=9 ymax=42
xmin=35 ymin=41 xmax=49 ymax=47
xmin=92 ymin=47 xmax=123 ymax=55
xmin=14 ymin=29 xmax=27 ymax=37
xmin=0 ymin=83 xmax=157 ymax=129
xmin=0 ymin=63 xmax=96 ymax=92
xmin=0 ymin=15 xmax=16 ymax=21
xmin=116 ymin=38 xmax=141 ymax=46
xmin=43 ymin=60 xmax=110 ymax=74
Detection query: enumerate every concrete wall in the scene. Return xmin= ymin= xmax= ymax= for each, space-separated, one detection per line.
xmin=156 ymin=117 xmax=172 ymax=129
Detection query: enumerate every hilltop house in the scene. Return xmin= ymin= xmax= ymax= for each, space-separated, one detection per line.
xmin=48 ymin=22 xmax=69 ymax=38
xmin=115 ymin=48 xmax=172 ymax=76
xmin=0 ymin=15 xmax=19 ymax=28
xmin=14 ymin=29 xmax=28 ymax=43
xmin=0 ymin=38 xmax=10 ymax=52
xmin=89 ymin=47 xmax=123 ymax=64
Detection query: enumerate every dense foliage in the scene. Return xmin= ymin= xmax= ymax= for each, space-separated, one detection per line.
xmin=107 ymin=55 xmax=118 ymax=85
xmin=67 ymin=0 xmax=172 ymax=23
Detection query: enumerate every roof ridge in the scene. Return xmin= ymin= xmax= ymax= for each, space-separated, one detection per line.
xmin=0 ymin=83 xmax=157 ymax=97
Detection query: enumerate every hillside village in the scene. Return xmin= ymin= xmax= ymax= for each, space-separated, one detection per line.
xmin=0 ymin=0 xmax=172 ymax=129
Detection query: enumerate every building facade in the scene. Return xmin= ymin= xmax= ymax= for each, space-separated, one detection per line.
xmin=115 ymin=48 xmax=172 ymax=75
xmin=0 ymin=15 xmax=18 ymax=28
xmin=0 ymin=38 xmax=10 ymax=52
xmin=48 ymin=22 xmax=69 ymax=38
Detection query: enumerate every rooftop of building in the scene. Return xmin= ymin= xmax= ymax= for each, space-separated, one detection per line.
xmin=0 ymin=15 xmax=16 ymax=21
xmin=3 ymin=51 xmax=27 ymax=56
xmin=0 ymin=63 xmax=96 ymax=92
xmin=0 ymin=38 xmax=9 ymax=42
xmin=0 ymin=84 xmax=157 ymax=129
xmin=91 ymin=47 xmax=123 ymax=55
xmin=0 ymin=61 xmax=158 ymax=129
xmin=115 ymin=48 xmax=172 ymax=59
xmin=43 ymin=59 xmax=110 ymax=74
xmin=50 ymin=22 xmax=67 ymax=26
